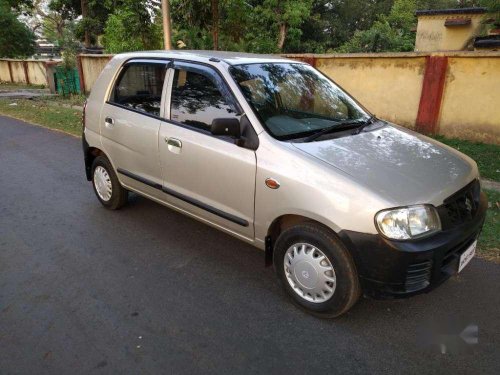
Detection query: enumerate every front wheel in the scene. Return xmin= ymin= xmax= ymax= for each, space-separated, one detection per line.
xmin=274 ymin=223 xmax=361 ymax=318
xmin=91 ymin=156 xmax=128 ymax=210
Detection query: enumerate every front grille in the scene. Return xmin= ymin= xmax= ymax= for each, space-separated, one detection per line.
xmin=405 ymin=260 xmax=432 ymax=292
xmin=438 ymin=179 xmax=481 ymax=229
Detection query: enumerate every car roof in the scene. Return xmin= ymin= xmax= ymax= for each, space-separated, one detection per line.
xmin=116 ymin=50 xmax=299 ymax=66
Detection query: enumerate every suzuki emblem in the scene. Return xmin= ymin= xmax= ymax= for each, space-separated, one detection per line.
xmin=465 ymin=196 xmax=473 ymax=212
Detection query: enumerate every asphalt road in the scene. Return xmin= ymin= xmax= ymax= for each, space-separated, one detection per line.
xmin=1 ymin=115 xmax=499 ymax=374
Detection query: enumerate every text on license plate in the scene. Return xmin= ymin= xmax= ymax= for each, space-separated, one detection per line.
xmin=458 ymin=240 xmax=477 ymax=273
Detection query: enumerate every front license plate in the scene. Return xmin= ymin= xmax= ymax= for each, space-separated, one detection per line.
xmin=458 ymin=240 xmax=477 ymax=273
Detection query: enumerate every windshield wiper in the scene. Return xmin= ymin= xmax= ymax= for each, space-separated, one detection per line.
xmin=302 ymin=117 xmax=373 ymax=142
xmin=353 ymin=115 xmax=376 ymax=135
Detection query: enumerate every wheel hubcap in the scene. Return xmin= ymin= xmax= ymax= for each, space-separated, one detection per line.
xmin=94 ymin=166 xmax=112 ymax=201
xmin=284 ymin=243 xmax=336 ymax=303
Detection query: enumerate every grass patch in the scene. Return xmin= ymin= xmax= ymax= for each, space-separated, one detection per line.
xmin=478 ymin=189 xmax=500 ymax=263
xmin=39 ymin=94 xmax=86 ymax=107
xmin=0 ymin=82 xmax=46 ymax=90
xmin=433 ymin=135 xmax=500 ymax=182
xmin=0 ymin=98 xmax=82 ymax=136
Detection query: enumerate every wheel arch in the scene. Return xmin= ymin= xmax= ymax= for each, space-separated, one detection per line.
xmin=83 ymin=142 xmax=107 ymax=181
xmin=265 ymin=214 xmax=342 ymax=267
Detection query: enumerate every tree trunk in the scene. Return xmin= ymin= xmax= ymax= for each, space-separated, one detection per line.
xmin=81 ymin=0 xmax=90 ymax=48
xmin=57 ymin=22 xmax=64 ymax=41
xmin=211 ymin=0 xmax=219 ymax=50
xmin=277 ymin=23 xmax=287 ymax=51
xmin=161 ymin=0 xmax=172 ymax=50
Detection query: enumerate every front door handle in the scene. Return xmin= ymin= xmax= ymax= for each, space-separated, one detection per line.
xmin=104 ymin=117 xmax=114 ymax=128
xmin=166 ymin=137 xmax=182 ymax=154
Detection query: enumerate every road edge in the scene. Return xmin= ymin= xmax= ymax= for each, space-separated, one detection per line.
xmin=0 ymin=112 xmax=80 ymax=139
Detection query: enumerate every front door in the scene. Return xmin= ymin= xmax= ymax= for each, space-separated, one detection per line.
xmin=159 ymin=63 xmax=256 ymax=240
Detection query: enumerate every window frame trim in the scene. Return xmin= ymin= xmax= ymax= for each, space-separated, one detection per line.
xmin=165 ymin=61 xmax=243 ymax=133
xmin=104 ymin=57 xmax=256 ymax=148
xmin=106 ymin=59 xmax=170 ymax=119
xmin=105 ymin=101 xmax=165 ymax=121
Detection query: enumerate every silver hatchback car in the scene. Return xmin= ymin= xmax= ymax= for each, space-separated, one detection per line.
xmin=83 ymin=51 xmax=487 ymax=317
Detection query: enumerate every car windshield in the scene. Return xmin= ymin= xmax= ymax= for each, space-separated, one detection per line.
xmin=229 ymin=63 xmax=370 ymax=140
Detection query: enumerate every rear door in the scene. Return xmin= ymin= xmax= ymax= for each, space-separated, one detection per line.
xmin=100 ymin=60 xmax=168 ymax=190
xmin=159 ymin=62 xmax=256 ymax=240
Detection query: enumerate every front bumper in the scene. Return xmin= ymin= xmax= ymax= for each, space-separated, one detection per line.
xmin=338 ymin=191 xmax=487 ymax=299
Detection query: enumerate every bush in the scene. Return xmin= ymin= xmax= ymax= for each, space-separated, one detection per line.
xmin=103 ymin=7 xmax=163 ymax=53
xmin=337 ymin=0 xmax=416 ymax=53
xmin=0 ymin=0 xmax=35 ymax=58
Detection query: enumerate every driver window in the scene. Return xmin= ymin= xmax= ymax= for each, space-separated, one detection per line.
xmin=170 ymin=69 xmax=239 ymax=131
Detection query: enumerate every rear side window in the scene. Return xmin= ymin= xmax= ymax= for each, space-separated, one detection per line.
xmin=170 ymin=69 xmax=238 ymax=131
xmin=111 ymin=62 xmax=166 ymax=116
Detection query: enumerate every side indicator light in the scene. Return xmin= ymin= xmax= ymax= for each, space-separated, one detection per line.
xmin=265 ymin=178 xmax=280 ymax=189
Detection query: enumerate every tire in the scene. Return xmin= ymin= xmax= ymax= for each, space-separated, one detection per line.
xmin=91 ymin=155 xmax=128 ymax=210
xmin=273 ymin=222 xmax=361 ymax=318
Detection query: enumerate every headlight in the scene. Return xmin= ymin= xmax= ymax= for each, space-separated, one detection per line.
xmin=375 ymin=205 xmax=441 ymax=240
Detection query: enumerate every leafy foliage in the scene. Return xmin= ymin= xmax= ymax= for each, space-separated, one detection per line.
xmin=337 ymin=0 xmax=417 ymax=52
xmin=170 ymin=0 xmax=213 ymax=50
xmin=170 ymin=0 xmax=313 ymax=53
xmin=59 ymin=22 xmax=80 ymax=69
xmin=48 ymin=0 xmax=81 ymax=20
xmin=4 ymin=0 xmax=499 ymax=58
xmin=254 ymin=0 xmax=313 ymax=51
xmin=0 ymin=0 xmax=35 ymax=58
xmin=479 ymin=0 xmax=500 ymax=30
xmin=103 ymin=0 xmax=163 ymax=53
xmin=49 ymin=0 xmax=116 ymax=46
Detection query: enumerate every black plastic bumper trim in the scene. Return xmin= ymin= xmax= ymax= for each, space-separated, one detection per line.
xmin=82 ymin=132 xmax=91 ymax=181
xmin=117 ymin=168 xmax=249 ymax=227
xmin=338 ymin=192 xmax=487 ymax=299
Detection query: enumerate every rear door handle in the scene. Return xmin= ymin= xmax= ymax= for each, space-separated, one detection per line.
xmin=165 ymin=137 xmax=182 ymax=154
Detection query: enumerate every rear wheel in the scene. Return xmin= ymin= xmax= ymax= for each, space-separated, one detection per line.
xmin=91 ymin=156 xmax=128 ymax=210
xmin=274 ymin=222 xmax=361 ymax=318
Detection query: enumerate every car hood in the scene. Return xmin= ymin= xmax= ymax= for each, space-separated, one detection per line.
xmin=291 ymin=124 xmax=477 ymax=206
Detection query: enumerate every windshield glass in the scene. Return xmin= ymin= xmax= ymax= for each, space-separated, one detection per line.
xmin=229 ymin=63 xmax=369 ymax=140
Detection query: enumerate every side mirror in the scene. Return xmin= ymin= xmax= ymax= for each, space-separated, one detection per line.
xmin=211 ymin=118 xmax=241 ymax=138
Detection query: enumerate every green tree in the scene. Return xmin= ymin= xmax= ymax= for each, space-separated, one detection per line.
xmin=41 ymin=11 xmax=66 ymax=43
xmin=288 ymin=0 xmax=394 ymax=53
xmin=255 ymin=0 xmax=313 ymax=51
xmin=5 ymin=0 xmax=34 ymax=12
xmin=49 ymin=0 xmax=119 ymax=47
xmin=293 ymin=0 xmax=485 ymax=53
xmin=170 ymin=0 xmax=212 ymax=49
xmin=103 ymin=0 xmax=163 ymax=53
xmin=479 ymin=0 xmax=500 ymax=32
xmin=59 ymin=21 xmax=80 ymax=69
xmin=337 ymin=0 xmax=417 ymax=52
xmin=48 ymin=0 xmax=81 ymax=19
xmin=219 ymin=0 xmax=254 ymax=50
xmin=0 ymin=0 xmax=36 ymax=57
xmin=416 ymin=0 xmax=484 ymax=9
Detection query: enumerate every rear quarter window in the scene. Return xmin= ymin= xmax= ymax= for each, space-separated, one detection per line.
xmin=110 ymin=62 xmax=167 ymax=117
